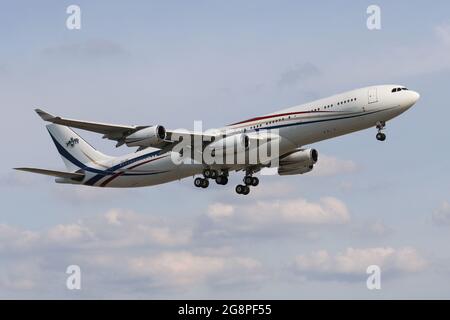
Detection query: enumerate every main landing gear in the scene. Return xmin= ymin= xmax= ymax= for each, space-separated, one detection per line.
xmin=235 ymin=175 xmax=259 ymax=196
xmin=194 ymin=177 xmax=209 ymax=188
xmin=375 ymin=121 xmax=386 ymax=142
xmin=194 ymin=169 xmax=229 ymax=189
xmin=194 ymin=168 xmax=260 ymax=195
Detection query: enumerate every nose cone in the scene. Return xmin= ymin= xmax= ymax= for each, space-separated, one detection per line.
xmin=410 ymin=90 xmax=420 ymax=103
xmin=402 ymin=90 xmax=420 ymax=109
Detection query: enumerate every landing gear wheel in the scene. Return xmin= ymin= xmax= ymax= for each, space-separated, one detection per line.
xmin=244 ymin=176 xmax=253 ymax=186
xmin=194 ymin=177 xmax=203 ymax=187
xmin=210 ymin=170 xmax=218 ymax=179
xmin=242 ymin=186 xmax=250 ymax=195
xmin=376 ymin=132 xmax=386 ymax=141
xmin=251 ymin=177 xmax=259 ymax=187
xmin=201 ymin=179 xmax=209 ymax=188
xmin=216 ymin=176 xmax=228 ymax=185
xmin=235 ymin=185 xmax=245 ymax=194
xmin=375 ymin=121 xmax=386 ymax=142
xmin=203 ymin=169 xmax=211 ymax=178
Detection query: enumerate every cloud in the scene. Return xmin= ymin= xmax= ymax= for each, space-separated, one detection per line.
xmin=42 ymin=39 xmax=127 ymax=60
xmin=51 ymin=185 xmax=138 ymax=205
xmin=0 ymin=208 xmax=192 ymax=253
xmin=310 ymin=154 xmax=358 ymax=177
xmin=0 ymin=171 xmax=44 ymax=187
xmin=208 ymin=197 xmax=349 ymax=225
xmin=199 ymin=196 xmax=350 ymax=239
xmin=260 ymin=155 xmax=357 ymax=177
xmin=0 ymin=224 xmax=39 ymax=251
xmin=432 ymin=201 xmax=450 ymax=225
xmin=46 ymin=223 xmax=94 ymax=243
xmin=129 ymin=251 xmax=263 ymax=289
xmin=278 ymin=63 xmax=321 ymax=87
xmin=207 ymin=203 xmax=234 ymax=219
xmin=435 ymin=23 xmax=450 ymax=46
xmin=0 ymin=259 xmax=44 ymax=291
xmin=293 ymin=247 xmax=427 ymax=281
xmin=351 ymin=219 xmax=394 ymax=239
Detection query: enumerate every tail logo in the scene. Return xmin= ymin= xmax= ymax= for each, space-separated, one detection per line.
xmin=66 ymin=137 xmax=79 ymax=148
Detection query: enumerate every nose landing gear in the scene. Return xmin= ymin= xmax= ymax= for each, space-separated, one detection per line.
xmin=375 ymin=121 xmax=386 ymax=141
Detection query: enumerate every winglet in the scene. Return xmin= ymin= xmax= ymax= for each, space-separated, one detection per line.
xmin=35 ymin=108 xmax=55 ymax=121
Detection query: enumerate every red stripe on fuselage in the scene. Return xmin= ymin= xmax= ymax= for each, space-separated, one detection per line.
xmin=228 ymin=110 xmax=333 ymax=126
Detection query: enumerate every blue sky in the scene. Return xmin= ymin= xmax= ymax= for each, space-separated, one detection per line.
xmin=1 ymin=0 xmax=450 ymax=298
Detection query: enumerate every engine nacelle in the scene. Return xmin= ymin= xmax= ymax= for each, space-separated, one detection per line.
xmin=278 ymin=148 xmax=318 ymax=176
xmin=278 ymin=164 xmax=314 ymax=175
xmin=206 ymin=133 xmax=249 ymax=157
xmin=125 ymin=125 xmax=166 ymax=147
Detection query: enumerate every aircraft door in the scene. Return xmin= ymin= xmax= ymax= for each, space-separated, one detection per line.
xmin=368 ymin=87 xmax=378 ymax=104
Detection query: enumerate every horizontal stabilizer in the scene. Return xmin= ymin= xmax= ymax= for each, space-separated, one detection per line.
xmin=14 ymin=167 xmax=85 ymax=181
xmin=35 ymin=109 xmax=56 ymax=121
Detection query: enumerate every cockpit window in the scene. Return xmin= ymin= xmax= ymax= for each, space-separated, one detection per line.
xmin=392 ymin=87 xmax=408 ymax=93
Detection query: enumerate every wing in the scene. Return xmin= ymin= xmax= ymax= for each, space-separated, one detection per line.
xmin=35 ymin=109 xmax=217 ymax=151
xmin=35 ymin=109 xmax=145 ymax=142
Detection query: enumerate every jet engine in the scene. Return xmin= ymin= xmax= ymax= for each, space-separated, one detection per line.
xmin=277 ymin=148 xmax=318 ymax=176
xmin=125 ymin=125 xmax=166 ymax=147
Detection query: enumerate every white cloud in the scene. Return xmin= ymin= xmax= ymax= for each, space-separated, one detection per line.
xmin=435 ymin=23 xmax=450 ymax=46
xmin=310 ymin=155 xmax=358 ymax=177
xmin=432 ymin=201 xmax=450 ymax=225
xmin=294 ymin=247 xmax=427 ymax=280
xmin=351 ymin=219 xmax=394 ymax=238
xmin=207 ymin=203 xmax=234 ymax=220
xmin=97 ymin=209 xmax=193 ymax=247
xmin=207 ymin=196 xmax=350 ymax=227
xmin=201 ymin=197 xmax=351 ymax=239
xmin=260 ymin=155 xmax=357 ymax=177
xmin=0 ymin=224 xmax=39 ymax=251
xmin=129 ymin=251 xmax=262 ymax=288
xmin=0 ymin=208 xmax=192 ymax=253
xmin=47 ymin=223 xmax=94 ymax=243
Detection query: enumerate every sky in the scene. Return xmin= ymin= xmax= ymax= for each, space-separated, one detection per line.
xmin=1 ymin=0 xmax=450 ymax=299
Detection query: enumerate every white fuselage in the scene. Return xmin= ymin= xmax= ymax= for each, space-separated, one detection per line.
xmin=78 ymin=85 xmax=420 ymax=187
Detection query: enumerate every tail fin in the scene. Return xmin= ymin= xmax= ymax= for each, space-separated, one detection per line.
xmin=46 ymin=124 xmax=112 ymax=172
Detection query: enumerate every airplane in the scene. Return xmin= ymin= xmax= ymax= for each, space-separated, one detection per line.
xmin=14 ymin=84 xmax=420 ymax=195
